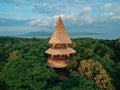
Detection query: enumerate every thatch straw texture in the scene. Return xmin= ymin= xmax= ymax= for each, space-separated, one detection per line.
xmin=45 ymin=48 xmax=76 ymax=55
xmin=49 ymin=17 xmax=72 ymax=44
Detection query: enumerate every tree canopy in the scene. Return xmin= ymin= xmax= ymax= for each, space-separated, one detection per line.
xmin=78 ymin=59 xmax=114 ymax=90
xmin=0 ymin=57 xmax=57 ymax=90
xmin=0 ymin=37 xmax=120 ymax=90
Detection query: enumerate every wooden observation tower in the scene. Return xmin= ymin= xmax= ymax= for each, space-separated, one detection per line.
xmin=45 ymin=17 xmax=76 ymax=68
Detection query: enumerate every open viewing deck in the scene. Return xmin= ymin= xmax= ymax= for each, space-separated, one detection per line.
xmin=47 ymin=59 xmax=69 ymax=68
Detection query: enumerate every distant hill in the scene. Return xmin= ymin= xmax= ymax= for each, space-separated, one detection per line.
xmin=21 ymin=31 xmax=52 ymax=37
xmin=17 ymin=31 xmax=103 ymax=38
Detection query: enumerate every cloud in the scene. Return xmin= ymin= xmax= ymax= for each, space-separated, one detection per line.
xmin=28 ymin=5 xmax=93 ymax=27
xmin=102 ymin=12 xmax=114 ymax=20
xmin=103 ymin=12 xmax=114 ymax=17
xmin=28 ymin=12 xmax=77 ymax=27
xmin=101 ymin=4 xmax=120 ymax=21
xmin=61 ymin=7 xmax=93 ymax=25
xmin=29 ymin=6 xmax=93 ymax=27
xmin=101 ymin=3 xmax=112 ymax=10
xmin=51 ymin=13 xmax=77 ymax=25
xmin=77 ymin=6 xmax=93 ymax=25
xmin=78 ymin=16 xmax=93 ymax=25
xmin=28 ymin=19 xmax=50 ymax=26
xmin=111 ymin=16 xmax=120 ymax=20
xmin=31 ymin=0 xmax=95 ymax=16
xmin=81 ymin=6 xmax=91 ymax=15
xmin=93 ymin=2 xmax=120 ymax=23
xmin=102 ymin=12 xmax=120 ymax=21
xmin=31 ymin=0 xmax=69 ymax=15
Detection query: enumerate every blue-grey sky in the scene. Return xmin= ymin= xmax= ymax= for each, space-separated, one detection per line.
xmin=0 ymin=0 xmax=120 ymax=36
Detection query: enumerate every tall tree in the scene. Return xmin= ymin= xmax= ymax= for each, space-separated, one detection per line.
xmin=8 ymin=50 xmax=21 ymax=61
xmin=78 ymin=59 xmax=115 ymax=90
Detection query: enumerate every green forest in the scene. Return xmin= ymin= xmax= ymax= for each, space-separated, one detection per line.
xmin=0 ymin=36 xmax=120 ymax=90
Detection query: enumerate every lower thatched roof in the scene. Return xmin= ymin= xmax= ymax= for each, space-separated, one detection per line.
xmin=45 ymin=48 xmax=76 ymax=55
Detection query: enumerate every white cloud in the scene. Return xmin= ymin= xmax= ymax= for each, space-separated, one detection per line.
xmin=32 ymin=13 xmax=75 ymax=26
xmin=77 ymin=6 xmax=93 ymax=25
xmin=81 ymin=6 xmax=91 ymax=15
xmin=100 ymin=3 xmax=120 ymax=22
xmin=78 ymin=16 xmax=93 ymax=24
xmin=28 ymin=11 xmax=93 ymax=27
xmin=28 ymin=19 xmax=50 ymax=26
xmin=52 ymin=13 xmax=76 ymax=21
xmin=28 ymin=6 xmax=93 ymax=27
xmin=101 ymin=3 xmax=112 ymax=10
xmin=51 ymin=14 xmax=64 ymax=25
xmin=103 ymin=12 xmax=114 ymax=17
xmin=102 ymin=12 xmax=120 ymax=21
xmin=62 ymin=13 xmax=76 ymax=22
xmin=52 ymin=14 xmax=64 ymax=20
xmin=111 ymin=16 xmax=120 ymax=20
xmin=51 ymin=13 xmax=79 ymax=26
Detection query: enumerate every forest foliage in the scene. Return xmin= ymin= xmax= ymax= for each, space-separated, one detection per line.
xmin=0 ymin=36 xmax=120 ymax=90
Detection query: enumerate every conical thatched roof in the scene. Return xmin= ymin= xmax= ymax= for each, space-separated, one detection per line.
xmin=49 ymin=17 xmax=72 ymax=44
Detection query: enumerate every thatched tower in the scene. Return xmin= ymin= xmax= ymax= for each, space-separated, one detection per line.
xmin=45 ymin=17 xmax=76 ymax=68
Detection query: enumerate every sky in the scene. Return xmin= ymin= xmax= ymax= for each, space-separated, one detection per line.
xmin=0 ymin=0 xmax=120 ymax=37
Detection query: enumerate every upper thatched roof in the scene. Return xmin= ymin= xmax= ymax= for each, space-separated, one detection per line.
xmin=49 ymin=17 xmax=72 ymax=44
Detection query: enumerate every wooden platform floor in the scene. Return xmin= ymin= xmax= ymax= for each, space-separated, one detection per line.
xmin=47 ymin=59 xmax=68 ymax=68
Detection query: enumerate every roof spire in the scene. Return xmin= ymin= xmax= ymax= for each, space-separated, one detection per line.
xmin=49 ymin=16 xmax=72 ymax=44
xmin=58 ymin=16 xmax=62 ymax=22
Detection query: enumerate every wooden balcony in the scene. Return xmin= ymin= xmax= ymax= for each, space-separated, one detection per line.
xmin=47 ymin=59 xmax=69 ymax=68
